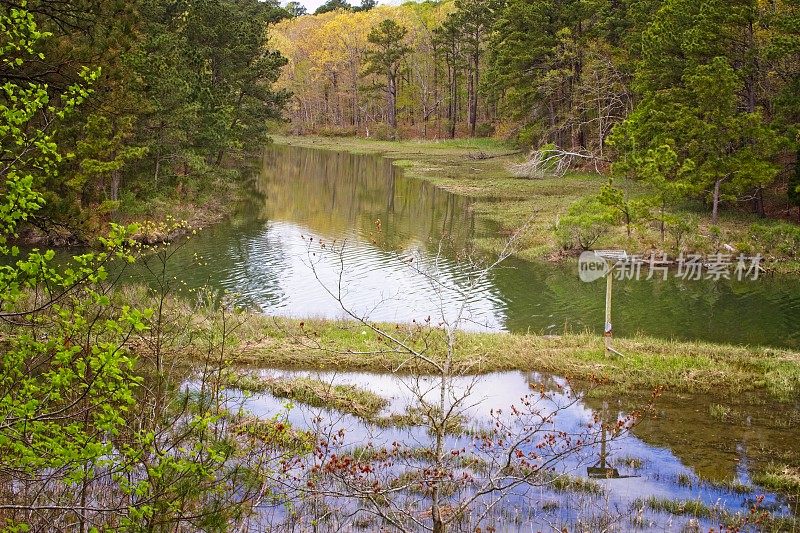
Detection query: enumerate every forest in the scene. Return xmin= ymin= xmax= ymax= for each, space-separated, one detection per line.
xmin=1 ymin=0 xmax=798 ymax=236
xmin=273 ymin=0 xmax=799 ymax=223
xmin=0 ymin=0 xmax=292 ymax=245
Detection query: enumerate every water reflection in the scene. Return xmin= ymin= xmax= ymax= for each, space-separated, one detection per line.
xmin=217 ymin=369 xmax=798 ymax=530
xmin=257 ymin=145 xmax=477 ymax=250
xmin=224 ymin=221 xmax=506 ymax=327
xmin=132 ymin=144 xmax=800 ymax=348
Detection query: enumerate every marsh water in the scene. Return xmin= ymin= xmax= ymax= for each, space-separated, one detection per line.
xmin=151 ymin=144 xmax=800 ymax=529
xmin=139 ymin=144 xmax=800 ymax=348
xmin=218 ymin=370 xmax=799 ymax=531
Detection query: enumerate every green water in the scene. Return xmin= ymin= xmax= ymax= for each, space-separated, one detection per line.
xmin=130 ymin=144 xmax=800 ymax=349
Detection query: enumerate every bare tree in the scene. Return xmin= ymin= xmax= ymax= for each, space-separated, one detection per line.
xmin=272 ymin=226 xmax=639 ymax=532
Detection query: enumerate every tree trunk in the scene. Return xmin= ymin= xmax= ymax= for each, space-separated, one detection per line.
xmin=448 ymin=64 xmax=457 ymax=139
xmin=712 ymin=179 xmax=722 ymax=223
xmin=467 ymin=70 xmax=474 ymax=136
xmin=111 ymin=169 xmax=120 ymax=202
xmin=753 ymin=187 xmax=765 ymax=218
xmin=469 ymin=52 xmax=478 ymax=137
xmin=388 ymin=73 xmax=397 ymax=128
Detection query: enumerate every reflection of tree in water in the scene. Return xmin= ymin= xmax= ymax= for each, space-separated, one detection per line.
xmin=257 ymin=145 xmax=479 ymax=251
xmin=580 ymin=387 xmax=800 ymax=482
xmin=490 ymin=257 xmax=800 ymax=347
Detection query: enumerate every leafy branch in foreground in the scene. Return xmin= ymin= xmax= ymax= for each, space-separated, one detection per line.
xmin=0 ymin=8 xmax=306 ymax=531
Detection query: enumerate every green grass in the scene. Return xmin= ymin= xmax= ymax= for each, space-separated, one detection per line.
xmin=272 ymin=134 xmax=800 ymax=271
xmin=218 ymin=314 xmax=800 ymax=400
xmin=702 ymin=477 xmax=753 ymax=495
xmin=640 ymin=496 xmax=799 ymax=531
xmin=545 ymin=473 xmax=605 ymax=495
xmin=709 ymin=403 xmax=733 ymax=421
xmin=641 ymin=497 xmax=718 ymax=520
xmin=230 ymin=374 xmax=389 ymax=420
xmin=130 ymin=291 xmax=800 ymax=400
xmin=227 ymin=373 xmax=467 ymax=432
xmin=753 ymin=464 xmax=800 ymax=496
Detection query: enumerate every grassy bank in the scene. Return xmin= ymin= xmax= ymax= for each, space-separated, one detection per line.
xmin=640 ymin=496 xmax=797 ymax=531
xmin=271 ymin=135 xmax=800 ymax=272
xmin=271 ymin=134 xmax=592 ymax=262
xmin=232 ymin=374 xmax=388 ymax=419
xmin=190 ymin=312 xmax=800 ymax=400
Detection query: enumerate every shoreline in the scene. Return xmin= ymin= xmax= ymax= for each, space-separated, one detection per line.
xmin=167 ymin=307 xmax=800 ymax=401
xmin=271 ymin=135 xmax=800 ymax=275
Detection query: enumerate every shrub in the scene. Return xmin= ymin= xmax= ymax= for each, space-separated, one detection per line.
xmin=370 ymin=123 xmax=399 ymax=141
xmin=750 ymin=221 xmax=800 ymax=257
xmin=475 ymin=123 xmax=495 ymax=138
xmin=664 ymin=214 xmax=698 ymax=253
xmin=707 ymin=224 xmax=723 ymax=252
xmin=516 ymin=122 xmax=546 ymax=149
xmin=555 ymin=198 xmax=617 ymax=250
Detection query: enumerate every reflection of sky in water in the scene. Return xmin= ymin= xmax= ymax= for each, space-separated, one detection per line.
xmin=213 ymin=370 xmax=796 ymax=531
xmin=214 ymin=221 xmax=506 ymax=330
xmin=117 ymin=144 xmax=800 ymax=348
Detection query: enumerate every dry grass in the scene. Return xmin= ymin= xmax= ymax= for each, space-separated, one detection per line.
xmin=228 ymin=374 xmax=389 ymax=420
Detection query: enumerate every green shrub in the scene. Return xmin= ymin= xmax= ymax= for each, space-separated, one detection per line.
xmin=751 ymin=221 xmax=800 ymax=257
xmin=664 ymin=214 xmax=698 ymax=253
xmin=370 ymin=123 xmax=399 ymax=141
xmin=516 ymin=122 xmax=545 ymax=149
xmin=734 ymin=241 xmax=754 ymax=255
xmin=555 ymin=198 xmax=617 ymax=250
xmin=475 ymin=123 xmax=495 ymax=138
xmin=707 ymin=224 xmax=723 ymax=251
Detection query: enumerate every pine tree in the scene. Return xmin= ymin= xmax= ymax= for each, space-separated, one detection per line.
xmin=364 ymin=19 xmax=411 ymax=129
xmin=609 ymin=0 xmax=780 ymax=222
xmin=486 ymin=0 xmax=592 ymax=148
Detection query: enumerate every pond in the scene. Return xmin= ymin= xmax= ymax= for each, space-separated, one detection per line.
xmin=157 ymin=144 xmax=799 ymax=530
xmin=211 ymin=369 xmax=800 ymax=531
xmin=137 ymin=144 xmax=800 ymax=349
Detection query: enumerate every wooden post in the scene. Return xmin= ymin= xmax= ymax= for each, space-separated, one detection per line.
xmin=599 ymin=425 xmax=607 ymax=469
xmin=604 ymin=271 xmax=613 ymax=356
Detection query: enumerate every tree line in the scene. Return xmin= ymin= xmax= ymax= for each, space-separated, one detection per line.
xmin=3 ymin=0 xmax=798 ymax=233
xmin=1 ymin=0 xmax=292 ymax=242
xmin=274 ymin=0 xmax=799 ymax=220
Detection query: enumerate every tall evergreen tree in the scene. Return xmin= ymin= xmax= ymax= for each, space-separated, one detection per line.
xmin=453 ymin=0 xmax=500 ymax=136
xmin=486 ymin=0 xmax=593 ymax=147
xmin=364 ymin=19 xmax=411 ymax=129
xmin=610 ymin=0 xmax=780 ymax=221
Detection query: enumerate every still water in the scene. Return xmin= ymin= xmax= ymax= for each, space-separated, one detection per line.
xmin=213 ymin=369 xmax=799 ymax=531
xmin=138 ymin=144 xmax=800 ymax=348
